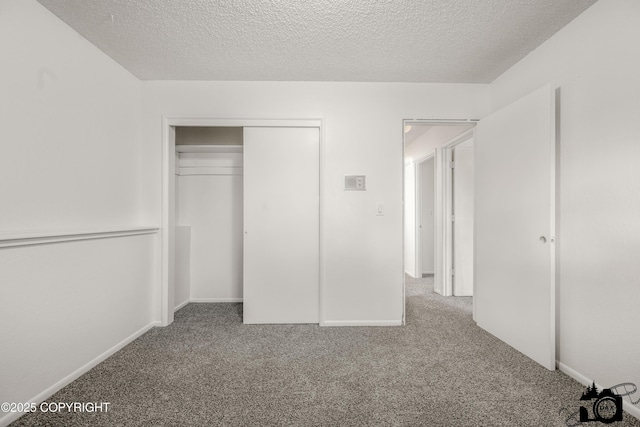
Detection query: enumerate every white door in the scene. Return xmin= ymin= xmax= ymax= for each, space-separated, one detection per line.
xmin=452 ymin=144 xmax=474 ymax=296
xmin=243 ymin=127 xmax=320 ymax=324
xmin=474 ymin=85 xmax=556 ymax=370
xmin=420 ymin=158 xmax=435 ymax=275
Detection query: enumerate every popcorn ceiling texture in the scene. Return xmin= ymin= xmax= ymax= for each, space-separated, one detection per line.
xmin=36 ymin=0 xmax=597 ymax=83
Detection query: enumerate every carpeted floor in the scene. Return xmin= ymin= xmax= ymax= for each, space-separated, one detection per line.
xmin=405 ymin=274 xmax=473 ymax=312
xmin=11 ymin=276 xmax=640 ymax=426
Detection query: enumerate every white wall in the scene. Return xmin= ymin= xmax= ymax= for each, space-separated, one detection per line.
xmin=490 ymin=0 xmax=640 ymax=408
xmin=0 ymin=1 xmax=154 ymax=423
xmin=420 ymin=159 xmax=435 ymax=274
xmin=178 ymin=174 xmax=243 ymax=301
xmin=175 ymin=225 xmax=191 ymax=309
xmin=0 ymin=2 xmax=142 ymax=231
xmin=140 ymin=82 xmax=490 ymax=324
xmin=175 ymin=144 xmax=244 ymax=303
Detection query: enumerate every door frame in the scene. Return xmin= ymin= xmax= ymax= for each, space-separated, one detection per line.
xmin=440 ymin=128 xmax=476 ymax=297
xmin=160 ymin=117 xmax=324 ymax=326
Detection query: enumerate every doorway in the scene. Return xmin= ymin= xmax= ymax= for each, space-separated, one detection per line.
xmin=403 ymin=121 xmax=475 ymax=304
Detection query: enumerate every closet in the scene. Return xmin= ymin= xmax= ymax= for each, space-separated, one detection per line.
xmin=175 ymin=127 xmax=244 ymax=306
xmin=172 ymin=124 xmax=320 ymax=324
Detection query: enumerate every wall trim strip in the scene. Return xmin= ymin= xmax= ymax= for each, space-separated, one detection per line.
xmin=0 ymin=227 xmax=159 ymax=249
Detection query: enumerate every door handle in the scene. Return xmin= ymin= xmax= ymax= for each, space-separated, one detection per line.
xmin=539 ymin=236 xmax=547 ymax=244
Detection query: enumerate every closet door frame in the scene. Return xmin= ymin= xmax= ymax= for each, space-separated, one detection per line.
xmin=160 ymin=117 xmax=324 ymax=327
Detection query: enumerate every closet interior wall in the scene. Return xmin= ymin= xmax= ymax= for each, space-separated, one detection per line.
xmin=174 ymin=127 xmax=244 ymax=308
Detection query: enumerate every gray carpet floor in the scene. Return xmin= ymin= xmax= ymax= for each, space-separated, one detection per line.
xmin=11 ymin=276 xmax=640 ymax=426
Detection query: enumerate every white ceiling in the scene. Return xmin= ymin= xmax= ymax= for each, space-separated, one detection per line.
xmin=36 ymin=0 xmax=597 ymax=83
xmin=404 ymin=125 xmax=433 ymax=146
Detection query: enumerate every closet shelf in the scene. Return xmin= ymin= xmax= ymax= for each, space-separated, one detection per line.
xmin=176 ymin=145 xmax=243 ymax=153
xmin=0 ymin=226 xmax=159 ymax=248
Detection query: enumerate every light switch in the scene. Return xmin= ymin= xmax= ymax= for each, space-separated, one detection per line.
xmin=376 ymin=202 xmax=384 ymax=216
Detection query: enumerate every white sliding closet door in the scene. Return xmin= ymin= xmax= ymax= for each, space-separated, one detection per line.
xmin=475 ymin=85 xmax=556 ymax=370
xmin=243 ymin=127 xmax=319 ymax=324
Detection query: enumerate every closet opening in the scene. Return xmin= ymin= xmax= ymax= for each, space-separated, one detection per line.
xmin=174 ymin=126 xmax=244 ymax=310
xmin=160 ymin=118 xmax=323 ymax=327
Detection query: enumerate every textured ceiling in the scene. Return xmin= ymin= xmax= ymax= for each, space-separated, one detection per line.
xmin=36 ymin=0 xmax=597 ymax=83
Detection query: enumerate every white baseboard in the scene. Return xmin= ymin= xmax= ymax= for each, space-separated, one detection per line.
xmin=322 ymin=320 xmax=402 ymax=327
xmin=404 ymin=270 xmax=422 ymax=279
xmin=558 ymin=361 xmax=640 ymax=421
xmin=174 ymin=299 xmax=190 ymax=311
xmin=189 ymin=298 xmax=243 ymax=303
xmin=626 ymin=400 xmax=640 ymax=421
xmin=557 ymin=361 xmax=592 ymax=386
xmin=0 ymin=321 xmax=160 ymax=427
xmin=422 ymin=271 xmax=434 ymax=275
